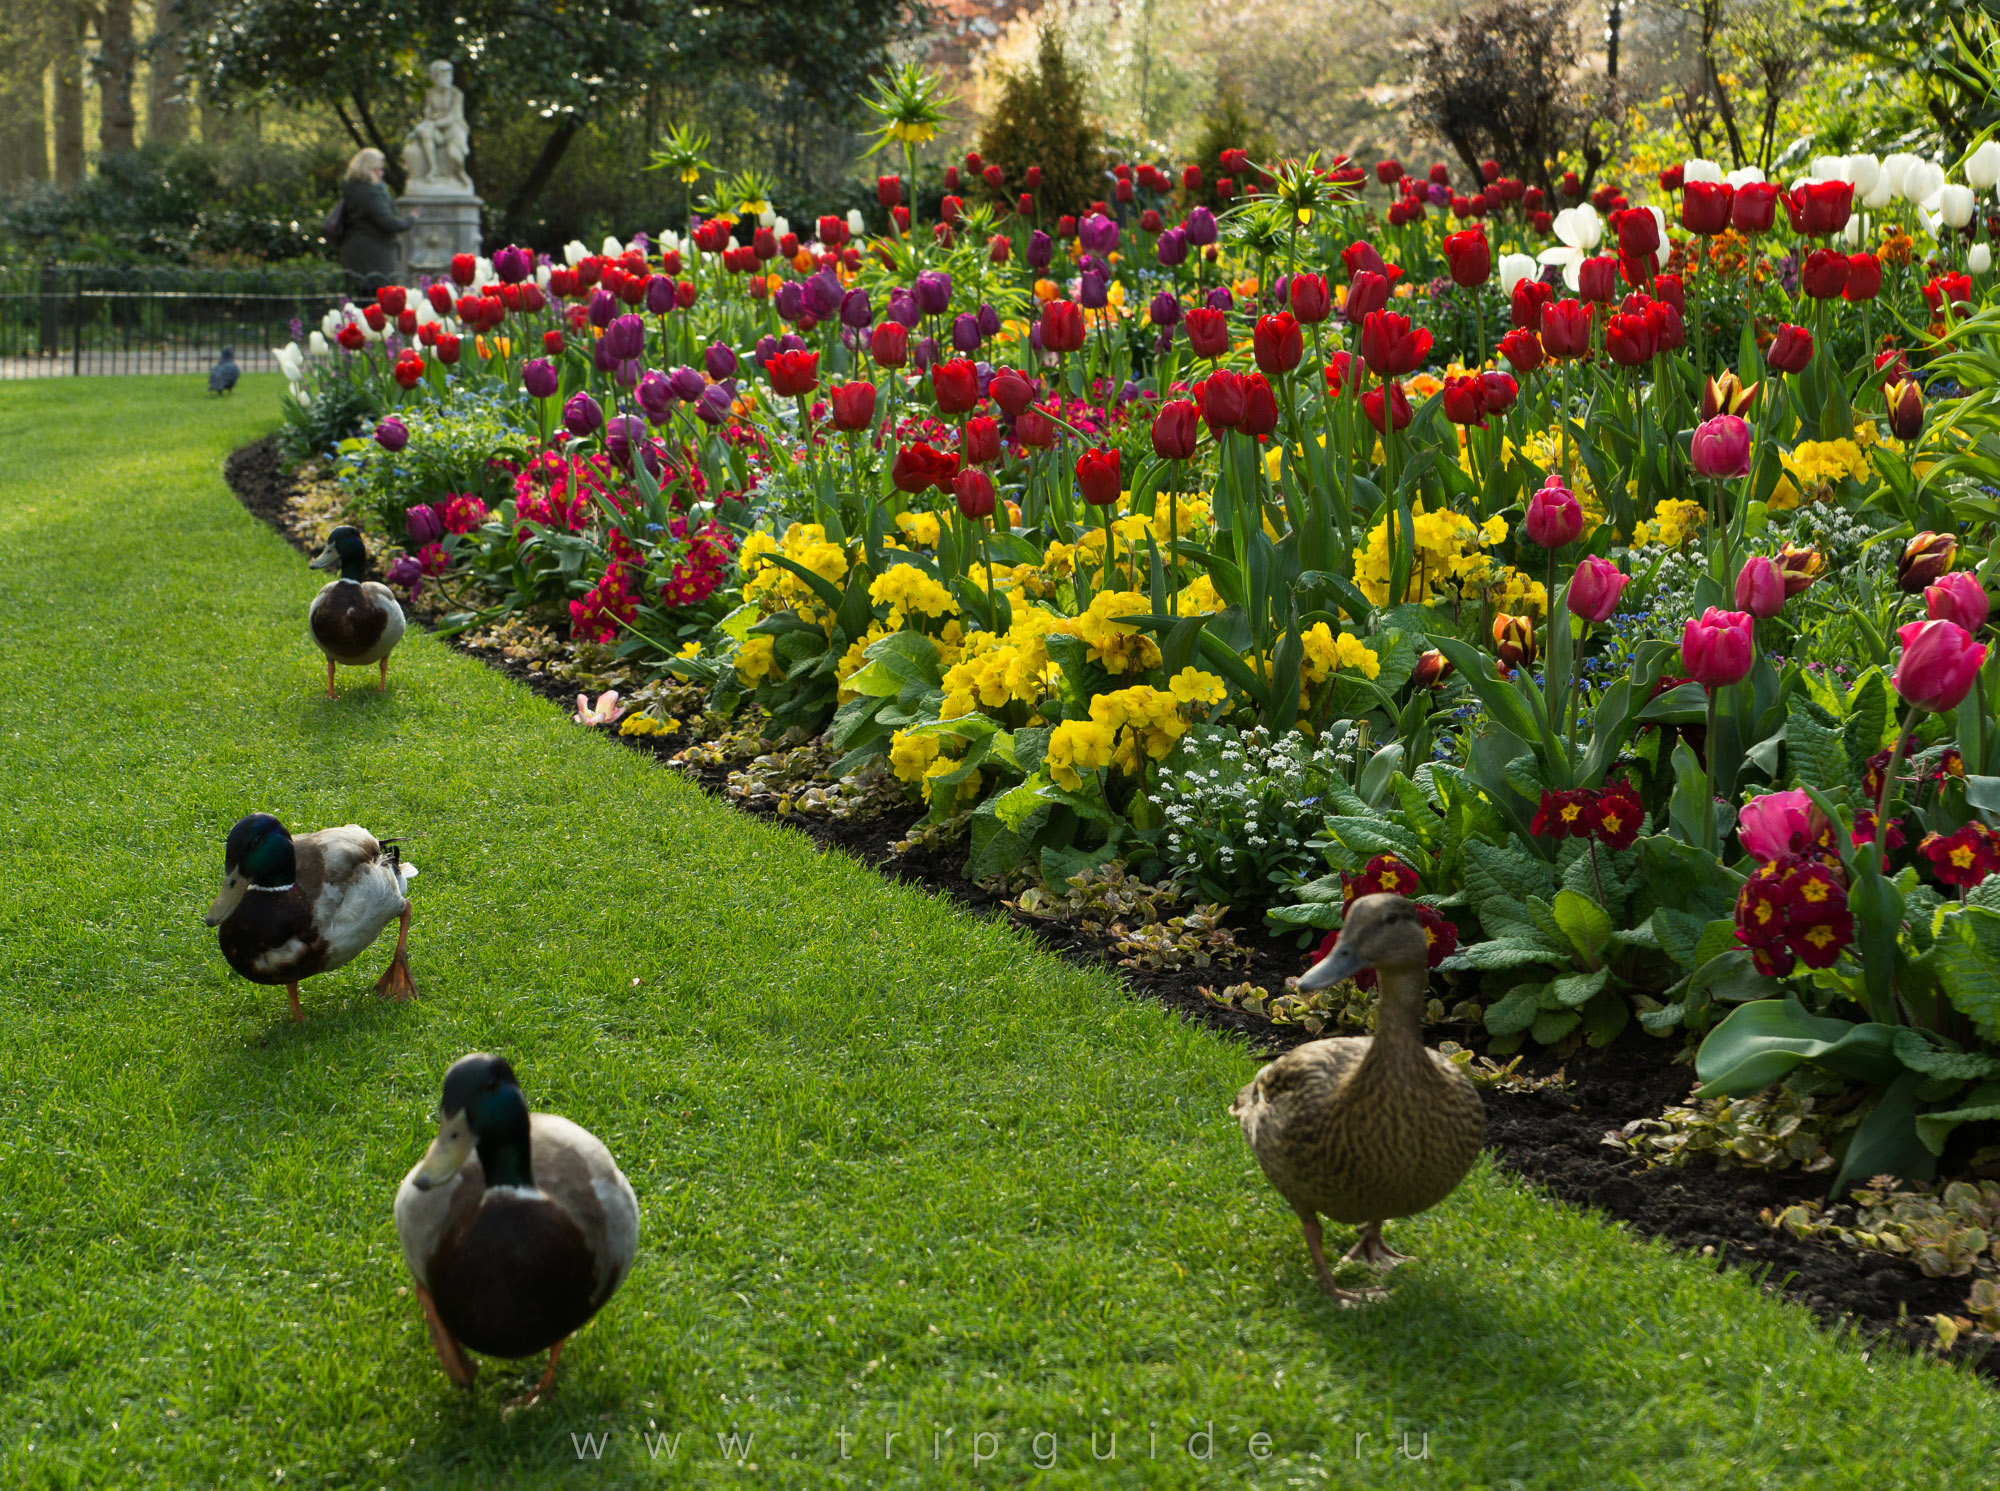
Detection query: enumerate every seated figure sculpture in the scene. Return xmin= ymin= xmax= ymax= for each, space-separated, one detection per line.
xmin=402 ymin=60 xmax=473 ymax=197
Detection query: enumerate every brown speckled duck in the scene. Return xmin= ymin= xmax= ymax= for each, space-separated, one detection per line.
xmin=1231 ymin=893 xmax=1485 ymax=1299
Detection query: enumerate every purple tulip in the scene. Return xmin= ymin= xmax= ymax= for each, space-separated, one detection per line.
xmin=774 ymin=281 xmax=805 ymax=322
xmin=522 ymin=357 xmax=559 ymax=399
xmin=603 ymin=314 xmax=645 ymax=362
xmin=562 ymin=391 xmax=604 ymax=437
xmin=695 ymin=382 xmax=732 ymax=426
xmin=951 ymin=312 xmax=982 ymax=352
xmin=493 ymin=245 xmax=533 ymax=284
xmin=1080 ymin=268 xmax=1109 ymax=309
xmin=605 ymin=414 xmax=660 ymax=475
xmin=637 ymin=369 xmax=675 ymax=421
xmin=976 ymin=302 xmax=1000 ymax=339
xmin=753 ymin=334 xmax=781 ymax=370
xmin=670 ymin=365 xmax=707 ymax=402
xmin=645 ymin=276 xmax=675 ymax=315
xmin=386 ymin=553 xmax=424 ymax=595
xmin=704 ymin=342 xmax=737 ymax=380
xmin=1204 ymin=286 xmax=1234 ymax=312
xmin=806 ymin=269 xmax=844 ymax=319
xmin=1271 ymin=274 xmax=1290 ymax=307
xmin=374 ymin=416 xmax=408 ymax=452
xmin=1079 ymin=212 xmax=1119 ymax=255
xmin=1428 ymin=182 xmax=1450 ymax=207
xmin=974 ymin=361 xmax=995 ymax=397
xmin=1185 ymin=207 xmax=1218 ymax=247
xmin=913 ymin=335 xmax=939 ymax=373
xmin=1156 ymin=227 xmax=1188 ymax=267
xmin=592 ymin=337 xmax=616 ymax=374
xmin=913 ymin=270 xmax=953 ymax=317
xmin=588 ymin=288 xmax=618 ymax=328
xmin=1027 ymin=230 xmax=1053 ymax=271
xmin=886 ymin=287 xmax=920 ymax=328
xmin=1148 ymin=291 xmax=1182 ymax=328
xmin=404 ymin=503 xmax=443 ymax=545
xmin=840 ymin=288 xmax=873 ymax=329
xmin=1028 ymin=321 xmax=1044 ymax=356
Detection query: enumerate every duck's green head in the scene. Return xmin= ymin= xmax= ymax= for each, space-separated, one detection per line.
xmin=413 ymin=1053 xmax=534 ymax=1191
xmin=309 ymin=525 xmax=368 ymax=581
xmin=203 ymin=813 xmax=295 ymax=926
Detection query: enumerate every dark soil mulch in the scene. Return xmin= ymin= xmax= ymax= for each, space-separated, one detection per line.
xmin=225 ymin=435 xmax=1994 ymax=1382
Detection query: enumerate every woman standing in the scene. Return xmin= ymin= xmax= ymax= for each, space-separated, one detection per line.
xmin=335 ymin=149 xmax=418 ymax=293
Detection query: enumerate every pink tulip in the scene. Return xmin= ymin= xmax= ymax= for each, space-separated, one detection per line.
xmin=1524 ymin=477 xmax=1584 ymax=548
xmin=1927 ymin=571 xmax=1991 ymax=633
xmin=1737 ymin=788 xmax=1815 ymax=862
xmin=1690 ymin=415 xmax=1752 ymax=480
xmin=1734 ymin=556 xmax=1785 ymax=619
xmin=1682 ymin=608 xmax=1755 ymax=687
xmin=1568 ymin=555 xmax=1630 ymax=623
xmin=1894 ymin=620 xmax=1988 ymax=712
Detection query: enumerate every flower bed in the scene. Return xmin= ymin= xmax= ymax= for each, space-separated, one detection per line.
xmin=269 ymin=125 xmax=2000 ymax=1354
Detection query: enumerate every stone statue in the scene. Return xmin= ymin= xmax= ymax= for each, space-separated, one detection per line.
xmin=401 ymin=60 xmax=473 ymax=197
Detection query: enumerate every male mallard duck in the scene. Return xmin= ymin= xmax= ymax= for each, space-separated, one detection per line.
xmin=1231 ymin=893 xmax=1485 ymax=1300
xmin=395 ymin=1054 xmax=639 ymax=1400
xmin=202 ymin=813 xmax=418 ymax=1021
xmin=309 ymin=525 xmax=406 ymax=698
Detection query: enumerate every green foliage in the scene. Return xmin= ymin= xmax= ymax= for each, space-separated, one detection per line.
xmin=1818 ymin=0 xmax=2000 ymax=155
xmin=1185 ymin=89 xmax=1277 ymax=206
xmin=977 ymin=24 xmax=1106 ymax=218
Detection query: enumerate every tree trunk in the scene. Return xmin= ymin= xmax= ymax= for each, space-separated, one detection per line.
xmin=503 ymin=115 xmax=585 ymax=238
xmin=95 ymin=0 xmax=137 ymax=155
xmin=55 ymin=10 xmax=87 ymax=184
xmin=0 ymin=13 xmax=53 ymax=187
xmin=148 ymin=0 xmax=189 ymax=143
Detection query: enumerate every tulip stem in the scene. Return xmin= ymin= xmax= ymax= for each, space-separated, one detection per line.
xmin=1703 ymin=685 xmax=1720 ymax=855
xmin=1876 ymin=701 xmax=1923 ymax=848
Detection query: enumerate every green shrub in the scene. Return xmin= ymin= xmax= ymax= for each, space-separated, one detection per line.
xmin=977 ymin=24 xmax=1106 ymax=219
xmin=1185 ymin=88 xmax=1277 ymax=208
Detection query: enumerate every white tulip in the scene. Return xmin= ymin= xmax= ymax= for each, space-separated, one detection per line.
xmin=1497 ymin=252 xmax=1538 ymax=294
xmin=1812 ymin=155 xmax=1846 ymax=184
xmin=1901 ymin=159 xmax=1946 ymax=206
xmin=1940 ymin=183 xmax=1977 ymax=227
xmin=1725 ymin=166 xmax=1766 ymax=188
xmin=415 ymin=299 xmax=440 ymax=327
xmin=309 ymin=330 xmax=329 ymax=357
xmin=1973 ymin=242 xmax=1993 ymax=274
xmin=759 ymin=210 xmax=776 ymax=229
xmin=847 ymin=209 xmax=865 ymax=237
xmin=657 ymin=229 xmax=683 ymax=255
xmin=1845 ymin=154 xmax=1882 ymax=198
xmin=1840 ymin=214 xmax=1867 ymax=249
xmin=274 ymin=342 xmax=304 ymax=383
xmin=1967 ymin=140 xmax=2000 ymax=192
xmin=1880 ymin=153 xmax=1919 ymax=196
xmin=535 ymin=264 xmax=552 ymax=289
xmin=1862 ymin=176 xmax=1895 ymax=211
xmin=601 ymin=235 xmax=623 ymax=258
xmin=294 ymin=388 xmax=312 ymax=408
xmin=563 ymin=240 xmax=589 ymax=266
xmin=1537 ymin=204 xmax=1603 ymax=291
xmin=1918 ymin=207 xmax=1944 ymax=239
xmin=1683 ymin=158 xmax=1723 ymax=185
xmin=320 ymin=308 xmax=344 ymax=339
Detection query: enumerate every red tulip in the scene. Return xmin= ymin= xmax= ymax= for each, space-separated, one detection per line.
xmin=1895 ymin=620 xmax=1988 ymax=712
xmin=1151 ymin=399 xmax=1200 ymax=460
xmin=1843 ymin=253 xmax=1882 ymax=302
xmin=1925 ymin=273 xmax=1974 ymax=316
xmin=877 ymin=175 xmax=902 ymax=208
xmin=768 ymin=349 xmax=819 ymax=398
xmin=1075 ymin=447 xmax=1121 ymax=506
xmin=1442 ymin=373 xmax=1488 ymax=427
xmin=1342 ymin=270 xmax=1390 ymax=326
xmin=1732 ymin=182 xmax=1779 ymax=234
xmin=1358 ymin=310 xmax=1431 ymax=376
xmin=1253 ymin=311 xmax=1303 ymax=375
xmin=1198 ymin=370 xmax=1246 ymax=433
xmin=1784 ymin=180 xmax=1854 ymax=237
xmin=1682 ymin=608 xmax=1756 ymax=687
xmin=1498 ymin=328 xmax=1544 ymax=374
xmin=1538 ymin=299 xmax=1593 ymax=359
xmin=1681 ymin=181 xmax=1733 ymax=235
xmin=1690 ymin=415 xmax=1752 ymax=479
xmin=1014 ymin=406 xmax=1056 ymax=449
xmin=1569 ymin=556 xmax=1630 ymax=623
xmin=870 ymin=322 xmax=908 ymax=367
xmin=892 ymin=442 xmax=950 ymax=494
xmin=1442 ymin=226 xmax=1492 ymax=287
xmin=932 ymin=357 xmax=980 ymax=414
xmin=952 ymin=467 xmax=997 ymax=520
xmin=1239 ymin=373 xmax=1278 ymax=437
xmin=1605 ymin=310 xmax=1658 ymax=365
xmin=1765 ymin=324 xmax=1813 ymax=375
xmin=830 ymin=380 xmax=876 ymax=432
xmin=1927 ymin=571 xmax=1991 ymax=632
xmin=1362 ymin=380 xmax=1412 ymax=433
xmin=1289 ymin=272 xmax=1332 ymax=324
xmin=1041 ymin=300 xmax=1086 ymax=353
xmin=990 ymin=368 xmax=1035 ymax=417
xmin=1511 ymin=277 xmax=1553 ymax=330
xmin=1613 ymin=208 xmax=1661 ymax=261
xmin=1801 ymin=248 xmax=1849 ymax=300
xmin=1341 ymin=240 xmax=1388 ymax=279
xmin=1184 ymin=306 xmax=1230 ymax=358
xmin=1577 ymin=255 xmax=1618 ymax=303
xmin=963 ymin=414 xmax=1001 ymax=465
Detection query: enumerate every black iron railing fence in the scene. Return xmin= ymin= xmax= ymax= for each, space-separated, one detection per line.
xmin=0 ymin=262 xmax=350 ymax=378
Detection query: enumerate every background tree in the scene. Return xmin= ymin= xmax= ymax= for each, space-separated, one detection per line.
xmin=1409 ymin=0 xmax=1626 ymax=195
xmin=977 ymin=23 xmax=1106 ymax=218
xmin=1819 ymin=0 xmax=2000 ymax=158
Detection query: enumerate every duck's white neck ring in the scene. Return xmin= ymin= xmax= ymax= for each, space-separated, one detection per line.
xmin=250 ymin=882 xmax=295 ymax=892
xmin=337 ymin=577 xmax=361 ymax=585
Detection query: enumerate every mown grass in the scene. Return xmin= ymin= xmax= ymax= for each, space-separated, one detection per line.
xmin=0 ymin=374 xmax=1992 ymax=1489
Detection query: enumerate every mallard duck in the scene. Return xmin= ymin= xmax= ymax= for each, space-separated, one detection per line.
xmin=395 ymin=1053 xmax=639 ymax=1400
xmin=202 ymin=813 xmax=418 ymax=1021
xmin=1231 ymin=893 xmax=1485 ymax=1299
xmin=309 ymin=525 xmax=406 ymax=698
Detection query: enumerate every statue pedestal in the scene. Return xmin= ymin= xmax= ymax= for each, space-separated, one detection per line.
xmin=397 ymin=195 xmax=483 ymax=281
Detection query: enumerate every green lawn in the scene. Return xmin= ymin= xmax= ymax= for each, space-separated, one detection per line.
xmin=0 ymin=375 xmax=1992 ymax=1489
